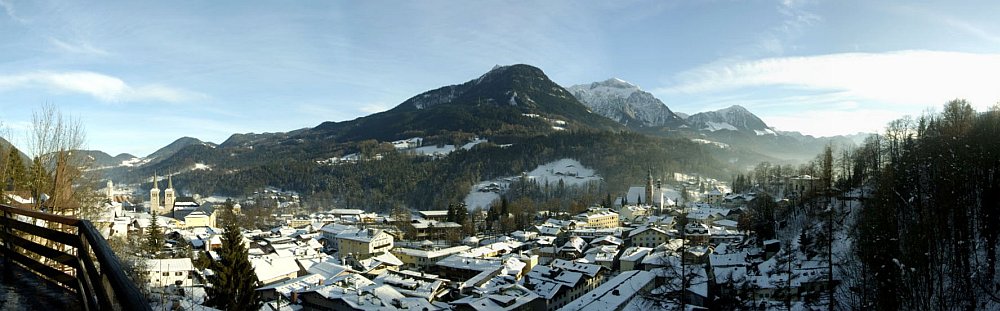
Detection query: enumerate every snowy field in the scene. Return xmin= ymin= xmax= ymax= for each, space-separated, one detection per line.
xmin=201 ymin=196 xmax=236 ymax=203
xmin=463 ymin=158 xmax=601 ymax=210
xmin=411 ymin=138 xmax=487 ymax=156
xmin=690 ymin=138 xmax=730 ymax=149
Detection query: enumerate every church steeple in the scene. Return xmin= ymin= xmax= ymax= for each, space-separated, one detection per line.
xmin=164 ymin=175 xmax=176 ymax=213
xmin=645 ymin=168 xmax=654 ymax=207
xmin=150 ymin=173 xmax=161 ymax=213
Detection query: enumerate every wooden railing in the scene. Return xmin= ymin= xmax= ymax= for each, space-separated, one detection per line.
xmin=0 ymin=204 xmax=151 ymax=311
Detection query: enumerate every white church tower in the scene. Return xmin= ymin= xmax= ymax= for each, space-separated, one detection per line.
xmin=106 ymin=180 xmax=114 ymax=200
xmin=164 ymin=175 xmax=176 ymax=213
xmin=150 ymin=174 xmax=161 ymax=213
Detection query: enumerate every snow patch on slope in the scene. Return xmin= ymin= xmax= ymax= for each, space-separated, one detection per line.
xmin=463 ymin=159 xmax=601 ymax=210
xmin=121 ymin=157 xmax=152 ymax=167
xmin=691 ymin=139 xmax=730 ymax=149
xmin=192 ymin=163 xmax=211 ymax=171
xmin=704 ymin=121 xmax=738 ymax=131
xmin=754 ymin=128 xmax=777 ymax=136
xmin=412 ymin=138 xmax=487 ymax=157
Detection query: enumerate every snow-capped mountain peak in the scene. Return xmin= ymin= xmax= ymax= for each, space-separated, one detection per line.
xmin=686 ymin=105 xmax=775 ymax=134
xmin=568 ymin=78 xmax=684 ymax=128
xmin=595 ymin=77 xmax=639 ymax=90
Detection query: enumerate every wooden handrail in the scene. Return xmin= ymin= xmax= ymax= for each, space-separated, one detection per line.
xmin=0 ymin=204 xmax=81 ymax=226
xmin=0 ymin=204 xmax=151 ymax=311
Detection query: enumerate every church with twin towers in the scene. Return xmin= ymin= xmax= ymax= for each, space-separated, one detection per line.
xmin=149 ymin=173 xmax=176 ymax=216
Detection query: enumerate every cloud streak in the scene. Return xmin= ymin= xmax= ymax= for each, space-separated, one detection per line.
xmin=48 ymin=37 xmax=110 ymax=56
xmin=0 ymin=71 xmax=205 ymax=103
xmin=755 ymin=0 xmax=821 ymax=55
xmin=0 ymin=0 xmax=25 ymax=24
xmin=658 ymin=50 xmax=1000 ymax=109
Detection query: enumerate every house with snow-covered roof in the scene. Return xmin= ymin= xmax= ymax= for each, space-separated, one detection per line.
xmin=522 ymin=259 xmax=607 ymax=311
xmin=628 ymin=225 xmax=670 ymax=248
xmin=146 ymin=258 xmax=195 ymax=288
xmin=336 ymin=228 xmax=394 ymax=260
xmin=572 ymin=207 xmax=619 ymax=229
xmin=251 ymin=255 xmax=300 ymax=285
xmin=373 ymin=270 xmax=449 ymax=302
xmin=449 ymin=283 xmax=543 ymax=311
xmin=558 ymin=236 xmax=586 ymax=260
xmin=297 ymin=273 xmax=429 ymax=311
xmin=392 ymin=245 xmax=472 ymax=270
xmin=556 ymin=270 xmax=655 ymax=311
xmin=618 ymin=204 xmax=652 ymax=225
xmin=407 ymin=218 xmax=462 ymax=240
xmin=618 ymin=246 xmax=652 ymax=271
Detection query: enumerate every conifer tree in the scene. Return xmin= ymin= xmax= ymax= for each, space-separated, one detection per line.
xmin=144 ymin=216 xmax=164 ymax=257
xmin=205 ymin=207 xmax=260 ymax=311
xmin=7 ymin=147 xmax=27 ymax=188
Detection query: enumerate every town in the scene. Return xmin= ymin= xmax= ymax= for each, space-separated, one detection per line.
xmin=13 ymin=164 xmax=844 ymax=311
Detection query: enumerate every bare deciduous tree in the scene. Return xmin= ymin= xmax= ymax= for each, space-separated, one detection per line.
xmin=25 ymin=104 xmax=98 ymax=217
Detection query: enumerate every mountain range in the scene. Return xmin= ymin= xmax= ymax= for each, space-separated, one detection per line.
xmin=565 ymin=76 xmax=865 ymax=161
xmin=2 ymin=64 xmax=870 ymax=209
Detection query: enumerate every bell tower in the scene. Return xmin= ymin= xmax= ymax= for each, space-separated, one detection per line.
xmin=645 ymin=169 xmax=654 ymax=207
xmin=164 ymin=175 xmax=176 ymax=212
xmin=150 ymin=173 xmax=160 ymax=214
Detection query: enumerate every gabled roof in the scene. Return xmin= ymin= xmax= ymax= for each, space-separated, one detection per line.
xmin=558 ymin=270 xmax=654 ymax=311
xmin=336 ymin=228 xmax=389 ymax=243
xmin=628 ymin=225 xmax=667 ymax=238
xmin=550 ymin=259 xmax=603 ymax=278
xmin=251 ymin=255 xmax=299 ymax=283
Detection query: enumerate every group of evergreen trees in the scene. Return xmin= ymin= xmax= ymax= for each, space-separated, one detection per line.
xmin=1 ymin=144 xmax=47 ymax=207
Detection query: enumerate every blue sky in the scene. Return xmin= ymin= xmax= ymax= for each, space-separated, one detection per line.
xmin=1 ymin=0 xmax=999 ymax=157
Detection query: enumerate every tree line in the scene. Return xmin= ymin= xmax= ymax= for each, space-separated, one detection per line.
xmin=842 ymin=100 xmax=1000 ymax=310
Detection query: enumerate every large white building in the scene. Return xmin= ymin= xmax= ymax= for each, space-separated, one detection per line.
xmin=573 ymin=207 xmax=619 ymax=229
xmin=147 ymin=258 xmax=195 ymax=288
xmin=336 ymin=228 xmax=394 ymax=260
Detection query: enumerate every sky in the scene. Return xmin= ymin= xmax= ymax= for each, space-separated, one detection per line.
xmin=1 ymin=0 xmax=999 ymax=157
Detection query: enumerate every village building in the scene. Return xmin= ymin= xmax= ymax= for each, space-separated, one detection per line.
xmin=572 ymin=207 xmax=618 ymax=229
xmin=521 ymin=259 xmax=607 ymax=311
xmin=631 ymin=225 xmax=673 ymax=247
xmin=336 ymin=228 xmax=394 ymax=260
xmin=556 ymin=270 xmax=655 ymax=311
xmin=146 ymin=258 xmax=195 ymax=288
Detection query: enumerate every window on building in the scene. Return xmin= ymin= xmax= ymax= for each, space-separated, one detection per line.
xmin=162 ymin=272 xmax=169 ymax=276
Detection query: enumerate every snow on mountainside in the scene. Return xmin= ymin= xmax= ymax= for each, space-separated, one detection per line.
xmin=568 ymin=78 xmax=684 ymax=128
xmin=464 ymin=159 xmax=600 ymax=210
xmin=686 ymin=105 xmax=775 ymax=134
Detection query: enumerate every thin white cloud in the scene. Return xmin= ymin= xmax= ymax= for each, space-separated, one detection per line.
xmin=752 ymin=0 xmax=821 ymax=55
xmin=0 ymin=0 xmax=25 ymax=24
xmin=48 ymin=37 xmax=110 ymax=56
xmin=890 ymin=3 xmax=1000 ymax=45
xmin=658 ymin=50 xmax=1000 ymax=109
xmin=358 ymin=102 xmax=392 ymax=114
xmin=0 ymin=71 xmax=205 ymax=103
xmin=941 ymin=17 xmax=1000 ymax=44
